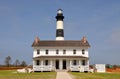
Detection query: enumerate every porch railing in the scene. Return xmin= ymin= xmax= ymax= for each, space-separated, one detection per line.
xmin=70 ymin=65 xmax=89 ymax=72
xmin=33 ymin=65 xmax=53 ymax=71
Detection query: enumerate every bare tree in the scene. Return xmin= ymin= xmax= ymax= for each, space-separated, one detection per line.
xmin=14 ymin=59 xmax=20 ymax=67
xmin=5 ymin=56 xmax=11 ymax=67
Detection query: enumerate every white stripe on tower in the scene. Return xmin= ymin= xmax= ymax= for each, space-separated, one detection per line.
xmin=56 ymin=9 xmax=64 ymax=40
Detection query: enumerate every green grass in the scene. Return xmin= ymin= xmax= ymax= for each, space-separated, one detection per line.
xmin=69 ymin=72 xmax=120 ymax=79
xmin=0 ymin=70 xmax=56 ymax=79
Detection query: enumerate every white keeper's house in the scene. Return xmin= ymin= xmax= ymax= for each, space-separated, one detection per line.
xmin=32 ymin=9 xmax=90 ymax=72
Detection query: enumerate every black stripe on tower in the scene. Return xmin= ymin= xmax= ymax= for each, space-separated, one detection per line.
xmin=56 ymin=29 xmax=64 ymax=37
xmin=56 ymin=14 xmax=64 ymax=21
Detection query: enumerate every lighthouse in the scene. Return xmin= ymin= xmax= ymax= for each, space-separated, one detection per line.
xmin=56 ymin=9 xmax=64 ymax=40
xmin=32 ymin=9 xmax=90 ymax=72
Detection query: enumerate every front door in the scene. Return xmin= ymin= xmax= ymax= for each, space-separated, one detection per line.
xmin=56 ymin=60 xmax=59 ymax=69
xmin=63 ymin=60 xmax=66 ymax=69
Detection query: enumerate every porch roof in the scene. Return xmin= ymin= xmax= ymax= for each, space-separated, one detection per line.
xmin=33 ymin=56 xmax=89 ymax=59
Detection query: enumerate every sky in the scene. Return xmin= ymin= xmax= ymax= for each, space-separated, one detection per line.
xmin=0 ymin=0 xmax=120 ymax=65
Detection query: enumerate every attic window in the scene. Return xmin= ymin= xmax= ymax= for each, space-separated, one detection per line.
xmin=82 ymin=49 xmax=85 ymax=54
xmin=73 ymin=49 xmax=76 ymax=54
xmin=56 ymin=50 xmax=59 ymax=54
xmin=63 ymin=50 xmax=66 ymax=54
xmin=46 ymin=50 xmax=48 ymax=54
xmin=37 ymin=50 xmax=40 ymax=54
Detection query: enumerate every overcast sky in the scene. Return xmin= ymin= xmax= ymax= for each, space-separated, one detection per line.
xmin=0 ymin=0 xmax=120 ymax=65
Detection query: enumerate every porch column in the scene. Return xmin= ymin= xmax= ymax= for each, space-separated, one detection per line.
xmin=60 ymin=59 xmax=63 ymax=70
xmin=70 ymin=60 xmax=72 ymax=67
xmin=33 ymin=60 xmax=35 ymax=66
xmin=52 ymin=59 xmax=55 ymax=70
xmin=66 ymin=60 xmax=69 ymax=69
xmin=50 ymin=60 xmax=52 ymax=67
xmin=41 ymin=60 xmax=43 ymax=66
xmin=49 ymin=60 xmax=52 ymax=71
xmin=50 ymin=60 xmax=52 ymax=65
xmin=41 ymin=60 xmax=43 ymax=71
xmin=79 ymin=60 xmax=81 ymax=66
xmin=87 ymin=59 xmax=89 ymax=66
xmin=33 ymin=60 xmax=35 ymax=69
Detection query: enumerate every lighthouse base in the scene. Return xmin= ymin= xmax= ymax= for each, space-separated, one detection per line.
xmin=56 ymin=37 xmax=64 ymax=40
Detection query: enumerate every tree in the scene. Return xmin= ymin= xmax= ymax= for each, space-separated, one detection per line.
xmin=5 ymin=56 xmax=11 ymax=67
xmin=14 ymin=59 xmax=20 ymax=67
xmin=20 ymin=61 xmax=27 ymax=67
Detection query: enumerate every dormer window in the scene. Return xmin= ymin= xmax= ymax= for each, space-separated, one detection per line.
xmin=37 ymin=50 xmax=40 ymax=54
xmin=82 ymin=49 xmax=85 ymax=54
xmin=46 ymin=50 xmax=48 ymax=54
xmin=73 ymin=49 xmax=76 ymax=54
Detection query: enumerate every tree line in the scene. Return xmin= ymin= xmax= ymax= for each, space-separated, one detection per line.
xmin=106 ymin=64 xmax=120 ymax=68
xmin=3 ymin=56 xmax=27 ymax=67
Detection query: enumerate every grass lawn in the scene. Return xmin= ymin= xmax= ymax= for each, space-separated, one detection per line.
xmin=69 ymin=72 xmax=120 ymax=79
xmin=0 ymin=70 xmax=56 ymax=79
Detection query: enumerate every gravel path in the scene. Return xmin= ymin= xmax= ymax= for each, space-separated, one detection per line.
xmin=56 ymin=71 xmax=73 ymax=79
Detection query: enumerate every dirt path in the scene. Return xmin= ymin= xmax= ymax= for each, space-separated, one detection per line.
xmin=56 ymin=71 xmax=73 ymax=79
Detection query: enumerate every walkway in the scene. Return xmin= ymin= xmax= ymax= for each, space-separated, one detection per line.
xmin=56 ymin=71 xmax=73 ymax=79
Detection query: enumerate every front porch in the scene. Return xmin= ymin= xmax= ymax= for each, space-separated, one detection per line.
xmin=33 ymin=56 xmax=89 ymax=72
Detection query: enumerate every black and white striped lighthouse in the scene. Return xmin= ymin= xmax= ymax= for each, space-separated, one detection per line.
xmin=56 ymin=9 xmax=64 ymax=40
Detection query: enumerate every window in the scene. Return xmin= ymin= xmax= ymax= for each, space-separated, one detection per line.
xmin=56 ymin=50 xmax=59 ymax=54
xmin=37 ymin=50 xmax=40 ymax=54
xmin=73 ymin=49 xmax=76 ymax=54
xmin=82 ymin=60 xmax=86 ymax=66
xmin=45 ymin=60 xmax=48 ymax=65
xmin=36 ymin=60 xmax=40 ymax=65
xmin=63 ymin=50 xmax=66 ymax=54
xmin=46 ymin=50 xmax=48 ymax=54
xmin=82 ymin=49 xmax=85 ymax=54
xmin=73 ymin=60 xmax=77 ymax=65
